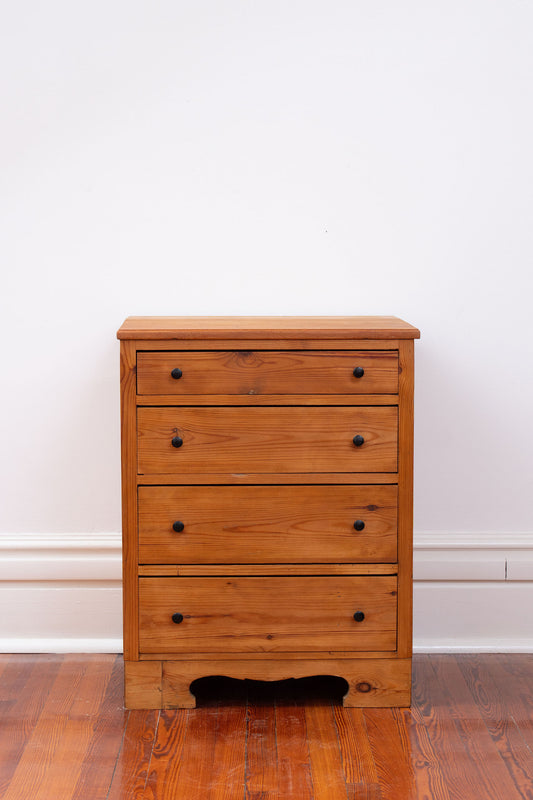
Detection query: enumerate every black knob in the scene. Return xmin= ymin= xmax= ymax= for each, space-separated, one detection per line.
xmin=353 ymin=611 xmax=365 ymax=622
xmin=353 ymin=367 xmax=365 ymax=378
xmin=353 ymin=435 xmax=364 ymax=447
xmin=171 ymin=368 xmax=183 ymax=380
xmin=172 ymin=521 xmax=185 ymax=533
xmin=172 ymin=613 xmax=184 ymax=624
xmin=172 ymin=436 xmax=183 ymax=448
xmin=353 ymin=520 xmax=365 ymax=531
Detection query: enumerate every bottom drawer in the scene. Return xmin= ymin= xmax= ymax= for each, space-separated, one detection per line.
xmin=139 ymin=576 xmax=397 ymax=654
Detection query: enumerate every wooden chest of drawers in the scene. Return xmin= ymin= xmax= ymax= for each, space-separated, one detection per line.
xmin=117 ymin=316 xmax=419 ymax=708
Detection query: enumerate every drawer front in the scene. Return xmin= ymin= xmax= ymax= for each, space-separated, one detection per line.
xmin=137 ymin=350 xmax=398 ymax=395
xmin=137 ymin=407 xmax=398 ymax=474
xmin=139 ymin=576 xmax=397 ymax=653
xmin=138 ymin=485 xmax=398 ymax=564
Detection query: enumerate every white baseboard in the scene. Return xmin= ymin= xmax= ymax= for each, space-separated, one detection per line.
xmin=1 ymin=531 xmax=532 ymax=653
xmin=0 ymin=638 xmax=124 ymax=653
xmin=0 ymin=533 xmax=122 ymax=654
xmin=413 ymin=531 xmax=533 ymax=652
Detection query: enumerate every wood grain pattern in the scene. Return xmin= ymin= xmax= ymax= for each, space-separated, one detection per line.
xmin=138 ymin=564 xmax=399 ymax=577
xmin=306 ymin=703 xmax=350 ymax=799
xmin=2 ymin=656 xmax=114 ymax=800
xmin=430 ymin=655 xmax=530 ymax=799
xmin=124 ymin=660 xmax=162 ymax=709
xmin=342 ymin=659 xmax=411 ymax=708
xmin=346 ymin=784 xmax=383 ymax=799
xmin=139 ymin=650 xmax=395 ymax=662
xmin=70 ymin=655 xmax=127 ymax=800
xmin=333 ymin=706 xmax=379 ymax=785
xmin=161 ymin=662 xmax=197 ymax=708
xmin=137 ymin=350 xmax=399 ymax=395
xmin=275 ymin=684 xmax=314 ymax=799
xmin=396 ymin=340 xmax=414 ymax=659
xmin=454 ymin=655 xmax=533 ymax=797
xmin=143 ymin=709 xmax=189 ymax=799
xmin=364 ymin=707 xmax=417 ymax=800
xmin=2 ymin=654 xmax=529 ymax=799
xmin=139 ymin=576 xmax=397 ymax=654
xmin=411 ymin=655 xmax=531 ymax=800
xmin=157 ymin=700 xmax=219 ymax=799
xmin=138 ymin=485 xmax=398 ymax=564
xmin=490 ymin=655 xmax=533 ymax=752
xmin=407 ymin=656 xmax=458 ymax=800
xmin=245 ymin=681 xmax=279 ymax=798
xmin=152 ymin=658 xmax=409 ymax=710
xmin=137 ymin=406 xmax=398 ymax=475
xmin=136 ymin=392 xmax=399 ymax=406
xmin=120 ymin=340 xmax=138 ymax=661
xmin=105 ymin=708 xmax=159 ymax=800
xmin=0 ymin=656 xmax=62 ymax=797
xmin=137 ymin=471 xmax=399 ymax=485
xmin=203 ymin=679 xmax=247 ymax=800
xmin=117 ymin=315 xmax=421 ymax=340
xmin=129 ymin=337 xmax=403 ymax=351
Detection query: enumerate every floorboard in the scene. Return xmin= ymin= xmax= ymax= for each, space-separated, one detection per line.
xmin=200 ymin=678 xmax=247 ymax=800
xmin=106 ymin=709 xmax=159 ymax=800
xmin=492 ymin=655 xmax=533 ymax=754
xmin=143 ymin=709 xmax=189 ymax=800
xmin=414 ymin=654 xmax=512 ymax=800
xmin=0 ymin=655 xmax=62 ymax=797
xmin=0 ymin=655 xmax=532 ymax=799
xmin=70 ymin=655 xmax=128 ymax=800
xmin=245 ymin=680 xmax=279 ymax=799
xmin=364 ymin=707 xmax=418 ymax=800
xmin=456 ymin=654 xmax=533 ymax=799
xmin=431 ymin=655 xmax=524 ymax=800
xmin=275 ymin=681 xmax=313 ymax=800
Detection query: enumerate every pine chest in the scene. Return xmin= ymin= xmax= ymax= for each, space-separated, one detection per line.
xmin=117 ymin=316 xmax=419 ymax=708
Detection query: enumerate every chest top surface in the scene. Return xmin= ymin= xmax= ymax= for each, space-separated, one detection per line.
xmin=117 ymin=316 xmax=420 ymax=340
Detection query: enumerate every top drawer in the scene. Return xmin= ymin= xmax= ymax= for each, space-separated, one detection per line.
xmin=137 ymin=351 xmax=398 ymax=395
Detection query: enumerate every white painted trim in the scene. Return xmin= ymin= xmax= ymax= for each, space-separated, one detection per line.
xmin=0 ymin=532 xmax=122 ymax=581
xmin=414 ymin=531 xmax=533 ymax=549
xmin=0 ymin=532 xmax=121 ymax=550
xmin=0 ymin=534 xmax=123 ymax=653
xmin=414 ymin=643 xmax=533 ymax=653
xmin=0 ymin=531 xmax=532 ymax=653
xmin=414 ymin=530 xmax=533 ymax=581
xmin=0 ymin=638 xmax=123 ymax=653
xmin=414 ymin=581 xmax=533 ymax=653
xmin=414 ymin=551 xmax=505 ymax=581
xmin=507 ymin=556 xmax=533 ymax=581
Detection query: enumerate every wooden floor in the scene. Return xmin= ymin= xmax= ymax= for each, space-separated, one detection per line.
xmin=0 ymin=654 xmax=533 ymax=799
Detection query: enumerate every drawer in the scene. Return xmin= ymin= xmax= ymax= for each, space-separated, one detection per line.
xmin=138 ymin=485 xmax=398 ymax=564
xmin=138 ymin=576 xmax=397 ymax=653
xmin=137 ymin=350 xmax=399 ymax=395
xmin=137 ymin=407 xmax=398 ymax=474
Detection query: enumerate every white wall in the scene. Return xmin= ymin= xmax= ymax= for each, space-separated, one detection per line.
xmin=1 ymin=1 xmax=532 ymax=650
